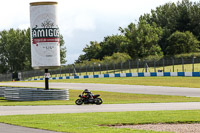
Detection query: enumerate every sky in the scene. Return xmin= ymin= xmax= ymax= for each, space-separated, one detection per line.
xmin=0 ymin=0 xmax=198 ymax=64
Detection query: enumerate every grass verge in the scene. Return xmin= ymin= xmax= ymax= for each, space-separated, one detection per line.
xmin=0 ymin=110 xmax=200 ymax=133
xmin=44 ymin=77 xmax=200 ymax=88
xmin=1 ymin=89 xmax=200 ymax=106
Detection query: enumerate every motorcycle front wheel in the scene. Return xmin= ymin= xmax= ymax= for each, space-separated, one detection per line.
xmin=95 ymin=98 xmax=103 ymax=105
xmin=75 ymin=99 xmax=83 ymax=105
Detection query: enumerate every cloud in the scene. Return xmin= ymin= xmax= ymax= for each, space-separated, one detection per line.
xmin=59 ymin=13 xmax=96 ymax=38
xmin=74 ymin=14 xmax=96 ymax=31
xmin=0 ymin=0 xmax=29 ymax=30
xmin=66 ymin=53 xmax=82 ymax=64
xmin=18 ymin=24 xmax=30 ymax=30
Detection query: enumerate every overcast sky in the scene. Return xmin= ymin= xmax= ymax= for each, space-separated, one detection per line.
xmin=0 ymin=0 xmax=198 ymax=64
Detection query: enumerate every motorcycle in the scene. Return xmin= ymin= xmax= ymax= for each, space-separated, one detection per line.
xmin=75 ymin=94 xmax=103 ymax=105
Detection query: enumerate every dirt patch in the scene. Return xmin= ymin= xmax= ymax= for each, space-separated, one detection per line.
xmin=113 ymin=123 xmax=200 ymax=133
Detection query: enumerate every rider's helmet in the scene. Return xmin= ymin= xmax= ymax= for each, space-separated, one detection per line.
xmin=84 ymin=89 xmax=90 ymax=93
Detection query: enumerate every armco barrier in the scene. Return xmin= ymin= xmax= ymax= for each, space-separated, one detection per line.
xmin=0 ymin=87 xmax=7 ymax=97
xmin=4 ymin=87 xmax=69 ymax=101
xmin=29 ymin=72 xmax=200 ymax=81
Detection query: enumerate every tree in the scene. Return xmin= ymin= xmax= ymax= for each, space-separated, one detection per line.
xmin=189 ymin=1 xmax=200 ymax=39
xmin=166 ymin=31 xmax=199 ymax=55
xmin=59 ymin=34 xmax=67 ymax=64
xmin=0 ymin=29 xmax=31 ymax=73
xmin=119 ymin=23 xmax=137 ymax=58
xmin=99 ymin=35 xmax=129 ymax=59
xmin=76 ymin=41 xmax=103 ymax=63
xmin=140 ymin=0 xmax=200 ymax=53
xmin=82 ymin=41 xmax=101 ymax=60
xmin=120 ymin=19 xmax=163 ymax=58
xmin=0 ymin=28 xmax=66 ymax=73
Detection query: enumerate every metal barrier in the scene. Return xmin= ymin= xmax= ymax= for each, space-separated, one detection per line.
xmin=0 ymin=87 xmax=6 ymax=97
xmin=3 ymin=87 xmax=69 ymax=101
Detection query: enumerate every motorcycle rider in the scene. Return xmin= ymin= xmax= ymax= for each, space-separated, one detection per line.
xmin=82 ymin=89 xmax=93 ymax=99
xmin=75 ymin=89 xmax=103 ymax=105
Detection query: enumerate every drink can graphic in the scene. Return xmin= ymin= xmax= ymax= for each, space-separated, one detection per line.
xmin=30 ymin=2 xmax=60 ymax=69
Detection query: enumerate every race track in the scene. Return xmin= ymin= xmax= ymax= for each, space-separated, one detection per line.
xmin=0 ymin=82 xmax=200 ymax=97
xmin=1 ymin=102 xmax=200 ymax=116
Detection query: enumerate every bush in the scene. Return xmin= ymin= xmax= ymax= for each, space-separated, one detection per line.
xmin=103 ymin=52 xmax=131 ymax=64
xmin=166 ymin=31 xmax=200 ymax=55
xmin=143 ymin=55 xmax=164 ymax=62
xmin=173 ymin=52 xmax=200 ymax=59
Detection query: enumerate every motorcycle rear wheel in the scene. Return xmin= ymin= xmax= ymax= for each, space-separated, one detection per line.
xmin=95 ymin=98 xmax=103 ymax=105
xmin=75 ymin=99 xmax=83 ymax=105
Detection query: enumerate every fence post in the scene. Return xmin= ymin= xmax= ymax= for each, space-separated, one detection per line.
xmin=181 ymin=57 xmax=184 ymax=72
xmin=65 ymin=66 xmax=67 ymax=76
xmin=121 ymin=62 xmax=123 ymax=73
xmin=106 ymin=63 xmax=108 ymax=74
xmin=37 ymin=71 xmax=39 ymax=79
xmin=154 ymin=60 xmax=156 ymax=72
xmin=73 ymin=64 xmax=77 ymax=76
xmin=99 ymin=63 xmax=101 ymax=74
xmin=172 ymin=58 xmax=174 ymax=72
xmin=192 ymin=57 xmax=196 ymax=72
xmin=79 ymin=65 xmax=81 ymax=76
xmin=93 ymin=63 xmax=95 ymax=75
xmin=76 ymin=65 xmax=78 ymax=76
xmin=137 ymin=59 xmax=140 ymax=73
xmin=86 ymin=65 xmax=88 ymax=75
xmin=10 ymin=73 xmax=12 ymax=81
xmin=144 ymin=60 xmax=147 ymax=73
xmin=59 ymin=66 xmax=62 ymax=77
xmin=113 ymin=63 xmax=115 ymax=74
xmin=22 ymin=71 xmax=25 ymax=80
xmin=55 ymin=70 xmax=57 ymax=77
xmin=68 ymin=66 xmax=71 ymax=76
xmin=192 ymin=57 xmax=195 ymax=72
xmin=163 ymin=58 xmax=165 ymax=72
xmin=34 ymin=70 xmax=36 ymax=79
xmin=24 ymin=71 xmax=26 ymax=80
xmin=21 ymin=71 xmax=23 ymax=81
xmin=129 ymin=60 xmax=131 ymax=73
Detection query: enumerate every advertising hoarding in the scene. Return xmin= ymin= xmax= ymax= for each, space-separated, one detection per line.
xmin=30 ymin=2 xmax=60 ymax=69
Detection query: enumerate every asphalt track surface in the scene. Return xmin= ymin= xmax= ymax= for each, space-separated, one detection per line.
xmin=0 ymin=82 xmax=200 ymax=133
xmin=0 ymin=123 xmax=64 ymax=133
xmin=0 ymin=82 xmax=200 ymax=97
xmin=1 ymin=102 xmax=200 ymax=116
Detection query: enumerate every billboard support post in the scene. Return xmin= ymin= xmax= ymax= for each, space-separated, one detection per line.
xmin=45 ymin=69 xmax=49 ymax=90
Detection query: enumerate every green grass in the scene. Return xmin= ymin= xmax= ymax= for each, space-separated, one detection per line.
xmin=1 ymin=89 xmax=200 ymax=106
xmin=0 ymin=110 xmax=200 ymax=133
xmin=44 ymin=77 xmax=200 ymax=88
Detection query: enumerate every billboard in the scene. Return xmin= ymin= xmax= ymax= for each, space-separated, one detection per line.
xmin=30 ymin=2 xmax=60 ymax=69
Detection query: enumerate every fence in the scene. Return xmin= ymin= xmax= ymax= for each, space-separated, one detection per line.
xmin=0 ymin=73 xmax=12 ymax=82
xmin=0 ymin=57 xmax=200 ymax=81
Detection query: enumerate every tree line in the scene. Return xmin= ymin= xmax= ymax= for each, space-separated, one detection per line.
xmin=76 ymin=0 xmax=200 ymax=64
xmin=0 ymin=28 xmax=66 ymax=74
